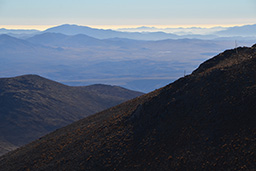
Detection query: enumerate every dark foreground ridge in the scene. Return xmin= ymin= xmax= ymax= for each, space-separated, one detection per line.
xmin=1 ymin=44 xmax=256 ymax=170
xmin=0 ymin=75 xmax=143 ymax=156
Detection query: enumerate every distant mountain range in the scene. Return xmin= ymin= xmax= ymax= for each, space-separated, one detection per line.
xmin=117 ymin=26 xmax=225 ymax=35
xmin=0 ymin=75 xmax=143 ymax=156
xmin=215 ymin=24 xmax=256 ymax=36
xmin=43 ymin=24 xmax=181 ymax=40
xmin=1 ymin=44 xmax=255 ymax=170
xmin=27 ymin=32 xmax=107 ymax=47
xmin=36 ymin=24 xmax=256 ymax=40
xmin=0 ymin=23 xmax=255 ymax=92
xmin=1 ymin=23 xmax=256 ymax=40
xmin=0 ymin=28 xmax=40 ymax=39
xmin=0 ymin=28 xmax=39 ymax=34
xmin=1 ymin=33 xmax=255 ymax=92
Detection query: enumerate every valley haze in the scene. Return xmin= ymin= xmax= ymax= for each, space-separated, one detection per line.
xmin=0 ymin=24 xmax=255 ymax=92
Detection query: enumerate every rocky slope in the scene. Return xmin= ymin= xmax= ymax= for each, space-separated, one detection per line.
xmin=0 ymin=44 xmax=256 ymax=170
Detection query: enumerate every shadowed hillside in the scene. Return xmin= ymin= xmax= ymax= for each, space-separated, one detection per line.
xmin=0 ymin=44 xmax=256 ymax=170
xmin=0 ymin=75 xmax=143 ymax=156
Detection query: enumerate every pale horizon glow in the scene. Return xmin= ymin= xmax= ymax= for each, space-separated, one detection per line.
xmin=1 ymin=23 xmax=255 ymax=31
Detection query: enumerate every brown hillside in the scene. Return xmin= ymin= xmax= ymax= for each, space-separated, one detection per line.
xmin=0 ymin=44 xmax=256 ymax=170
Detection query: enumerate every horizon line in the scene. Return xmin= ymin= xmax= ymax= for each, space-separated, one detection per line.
xmin=0 ymin=23 xmax=254 ymax=31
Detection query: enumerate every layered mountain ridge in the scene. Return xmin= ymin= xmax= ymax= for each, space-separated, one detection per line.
xmin=2 ymin=24 xmax=256 ymax=40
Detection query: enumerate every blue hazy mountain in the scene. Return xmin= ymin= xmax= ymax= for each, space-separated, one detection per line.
xmin=0 ymin=28 xmax=39 ymax=34
xmin=44 ymin=24 xmax=180 ymax=40
xmin=0 ymin=34 xmax=36 ymax=50
xmin=43 ymin=24 xmax=256 ymax=40
xmin=27 ymin=32 xmax=107 ymax=47
xmin=0 ymin=28 xmax=40 ymax=39
xmin=2 ymin=24 xmax=256 ymax=40
xmin=215 ymin=24 xmax=256 ymax=36
xmin=26 ymin=32 xmax=69 ymax=45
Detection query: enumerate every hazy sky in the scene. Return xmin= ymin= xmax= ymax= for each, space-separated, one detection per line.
xmin=0 ymin=0 xmax=256 ymax=30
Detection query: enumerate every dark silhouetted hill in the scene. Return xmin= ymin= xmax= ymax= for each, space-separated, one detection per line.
xmin=0 ymin=75 xmax=143 ymax=156
xmin=0 ymin=44 xmax=256 ymax=170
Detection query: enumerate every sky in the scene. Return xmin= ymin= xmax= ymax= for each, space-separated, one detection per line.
xmin=0 ymin=0 xmax=256 ymax=30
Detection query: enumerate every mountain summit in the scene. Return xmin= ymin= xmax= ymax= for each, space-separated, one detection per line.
xmin=0 ymin=44 xmax=256 ymax=170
